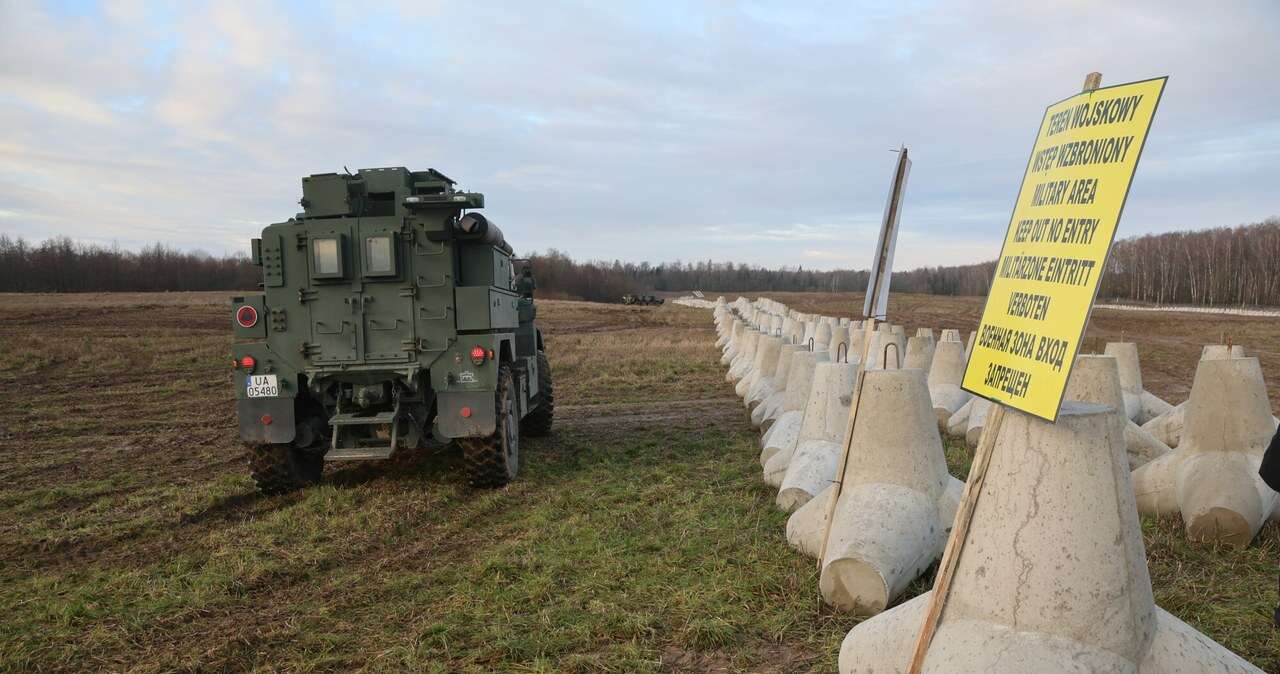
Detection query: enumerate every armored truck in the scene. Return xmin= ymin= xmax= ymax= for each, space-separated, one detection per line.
xmin=231 ymin=167 xmax=553 ymax=494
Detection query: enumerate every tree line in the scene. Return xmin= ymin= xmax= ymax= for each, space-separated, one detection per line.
xmin=2 ymin=217 xmax=1278 ymax=306
xmin=0 ymin=236 xmax=258 ymax=293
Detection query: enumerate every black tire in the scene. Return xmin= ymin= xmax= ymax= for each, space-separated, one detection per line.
xmin=461 ymin=364 xmax=519 ymax=488
xmin=521 ymin=350 xmax=554 ymax=437
xmin=248 ymin=443 xmax=324 ymax=495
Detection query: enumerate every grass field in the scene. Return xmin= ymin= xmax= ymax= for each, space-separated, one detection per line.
xmin=0 ymin=292 xmax=1275 ymax=672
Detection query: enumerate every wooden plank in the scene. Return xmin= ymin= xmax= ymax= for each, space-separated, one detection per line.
xmin=905 ymin=404 xmax=1006 ymax=673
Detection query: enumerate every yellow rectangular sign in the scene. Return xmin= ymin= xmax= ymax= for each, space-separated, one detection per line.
xmin=962 ymin=77 xmax=1167 ymax=421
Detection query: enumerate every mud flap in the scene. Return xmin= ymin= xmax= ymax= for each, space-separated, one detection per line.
xmin=436 ymin=390 xmax=496 ymax=438
xmin=238 ymin=398 xmax=296 ymax=444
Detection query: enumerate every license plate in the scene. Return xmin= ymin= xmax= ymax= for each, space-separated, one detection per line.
xmin=246 ymin=374 xmax=279 ymax=398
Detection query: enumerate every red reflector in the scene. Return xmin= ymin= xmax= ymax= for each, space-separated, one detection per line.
xmin=239 ymin=356 xmax=256 ymax=370
xmin=460 ymin=406 xmax=472 ymax=418
xmin=235 ymin=305 xmax=258 ymax=328
xmin=260 ymin=414 xmax=273 ymax=425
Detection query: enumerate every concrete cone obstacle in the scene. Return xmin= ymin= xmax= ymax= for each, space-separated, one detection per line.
xmin=817 ymin=369 xmax=964 ymax=615
xmin=939 ymin=328 xmax=961 ymax=343
xmin=946 ymin=398 xmax=973 ymax=438
xmin=741 ymin=334 xmax=782 ymax=406
xmin=761 ymin=349 xmax=827 ymax=481
xmin=1140 ymin=344 xmax=1251 ymax=449
xmin=786 ymin=483 xmax=835 ymax=558
xmin=1105 ymin=342 xmax=1173 ymax=424
xmin=1064 ymin=355 xmax=1171 ymax=470
xmin=814 ymin=320 xmax=833 ymax=353
xmin=964 ymin=397 xmax=992 ymax=449
xmin=904 ymin=333 xmax=936 ymax=372
xmin=752 ymin=343 xmax=799 ymax=429
xmin=837 ymin=403 xmax=1266 ymax=674
xmin=828 ymin=324 xmax=850 ymax=362
xmin=776 ymin=360 xmax=858 ymax=511
xmin=927 ymin=340 xmax=971 ymax=429
xmin=726 ymin=328 xmax=760 ymax=383
xmin=1132 ymin=355 xmax=1280 ymax=548
xmin=720 ymin=320 xmax=743 ymax=365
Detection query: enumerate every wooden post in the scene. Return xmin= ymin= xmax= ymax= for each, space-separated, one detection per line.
xmin=904 ymin=404 xmax=1005 ymax=673
xmin=904 ymin=74 xmax=1101 ymax=674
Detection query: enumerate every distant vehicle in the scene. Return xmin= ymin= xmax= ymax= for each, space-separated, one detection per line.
xmin=231 ymin=167 xmax=554 ymax=493
xmin=621 ymin=294 xmax=664 ymax=306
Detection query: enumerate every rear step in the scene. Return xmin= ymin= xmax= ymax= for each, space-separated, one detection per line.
xmin=327 ymin=399 xmax=402 ymax=461
xmin=326 ymin=446 xmax=396 ymax=461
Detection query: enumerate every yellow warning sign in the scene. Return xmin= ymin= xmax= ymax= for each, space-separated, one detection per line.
xmin=962 ymin=77 xmax=1167 ymax=421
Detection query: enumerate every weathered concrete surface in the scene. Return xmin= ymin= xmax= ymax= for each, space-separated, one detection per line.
xmin=838 ymin=403 xmax=1264 ymax=674
xmin=786 ymin=483 xmax=833 ymax=558
xmin=1132 ymin=356 xmax=1279 ymax=548
xmin=719 ymin=319 xmax=743 ymax=365
xmin=818 ymin=369 xmax=963 ymax=614
xmin=928 ymin=340 xmax=971 ymax=430
xmin=1139 ymin=344 xmax=1256 ymax=449
xmin=1105 ymin=342 xmax=1174 ymax=424
xmin=777 ymin=361 xmax=857 ymax=511
xmin=752 ymin=343 xmax=799 ymax=429
xmin=904 ymin=334 xmax=936 ymax=372
xmin=1064 ymin=355 xmax=1171 ymax=470
xmin=743 ymin=335 xmax=783 ymax=409
xmin=964 ymin=397 xmax=992 ymax=449
xmin=727 ymin=328 xmax=760 ymax=382
xmin=946 ymin=398 xmax=973 ymax=438
xmin=760 ymin=350 xmax=827 ymax=481
xmin=737 ymin=332 xmax=773 ymax=399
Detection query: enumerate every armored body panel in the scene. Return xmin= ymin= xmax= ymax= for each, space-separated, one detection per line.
xmin=230 ymin=167 xmax=552 ymax=492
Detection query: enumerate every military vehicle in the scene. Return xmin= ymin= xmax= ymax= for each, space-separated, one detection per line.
xmin=621 ymin=294 xmax=664 ymax=306
xmin=231 ymin=167 xmax=553 ymax=494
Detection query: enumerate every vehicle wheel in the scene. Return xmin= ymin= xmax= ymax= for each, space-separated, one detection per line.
xmin=461 ymin=364 xmax=519 ymax=488
xmin=248 ymin=443 xmax=324 ymax=495
xmin=521 ymin=350 xmax=554 ymax=437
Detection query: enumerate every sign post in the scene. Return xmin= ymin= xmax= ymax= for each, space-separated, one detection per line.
xmin=961 ymin=75 xmax=1166 ymax=421
xmin=817 ymin=147 xmax=911 ymax=568
xmin=906 ymin=72 xmax=1166 ymax=673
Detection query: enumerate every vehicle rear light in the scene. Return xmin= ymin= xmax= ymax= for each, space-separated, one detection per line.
xmin=470 ymin=345 xmax=487 ymax=365
xmin=235 ymin=305 xmax=258 ymax=328
xmin=260 ymin=414 xmax=273 ymax=425
xmin=460 ymin=406 xmax=472 ymax=418
xmin=239 ymin=356 xmax=256 ymax=371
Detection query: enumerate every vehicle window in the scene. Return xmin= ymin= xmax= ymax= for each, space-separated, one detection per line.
xmin=366 ymin=236 xmax=393 ymax=274
xmin=314 ymin=238 xmax=341 ymax=275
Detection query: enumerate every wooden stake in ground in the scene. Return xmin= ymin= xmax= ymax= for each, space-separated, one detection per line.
xmin=904 ymin=72 xmax=1105 ymax=674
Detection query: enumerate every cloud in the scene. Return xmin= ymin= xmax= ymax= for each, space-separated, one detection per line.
xmin=0 ymin=1 xmax=1277 ymax=271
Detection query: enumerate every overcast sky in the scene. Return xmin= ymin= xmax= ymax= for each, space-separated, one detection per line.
xmin=1 ymin=1 xmax=1276 ymax=270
